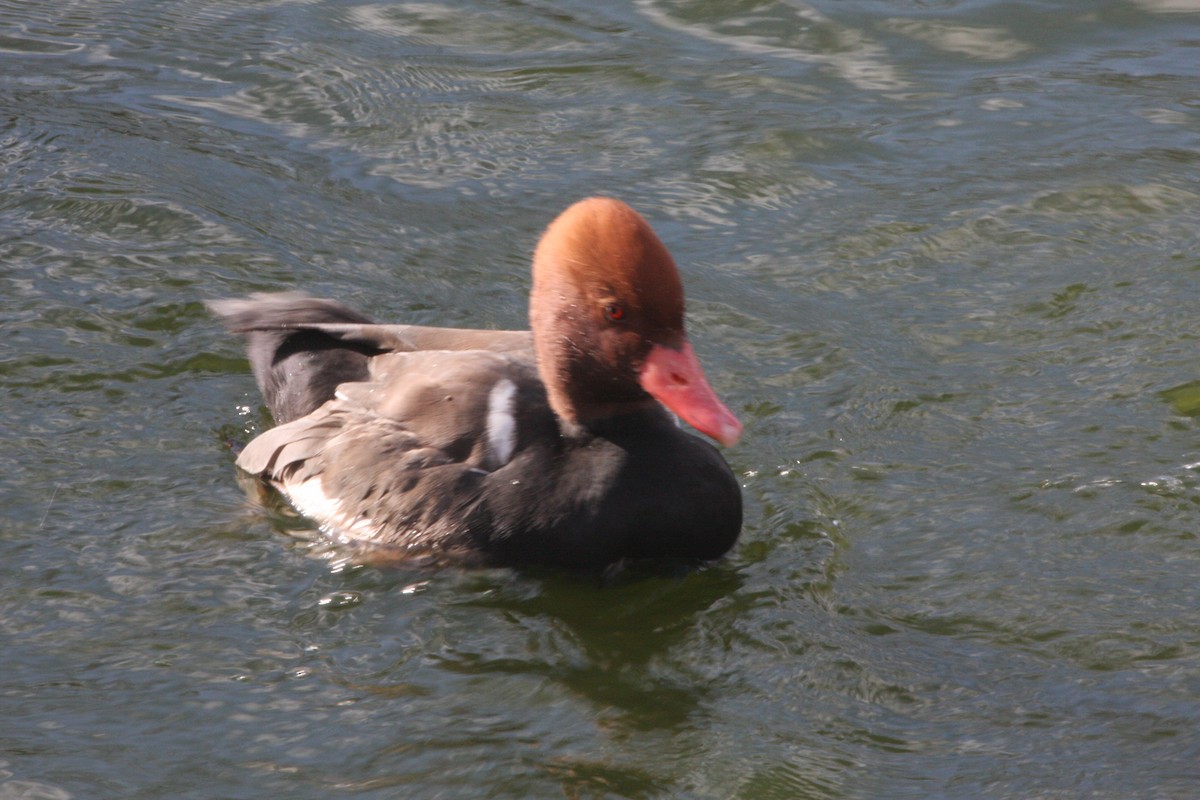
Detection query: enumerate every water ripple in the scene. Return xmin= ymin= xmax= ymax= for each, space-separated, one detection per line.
xmin=884 ymin=19 xmax=1033 ymax=62
xmin=636 ymin=0 xmax=909 ymax=92
xmin=344 ymin=2 xmax=591 ymax=55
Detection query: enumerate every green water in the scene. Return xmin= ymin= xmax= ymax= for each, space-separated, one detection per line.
xmin=2 ymin=1 xmax=1199 ymax=797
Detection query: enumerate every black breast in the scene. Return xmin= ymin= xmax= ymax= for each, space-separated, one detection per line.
xmin=474 ymin=410 xmax=742 ymax=568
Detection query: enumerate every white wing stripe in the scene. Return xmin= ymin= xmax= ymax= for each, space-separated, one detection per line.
xmin=486 ymin=378 xmax=518 ymax=469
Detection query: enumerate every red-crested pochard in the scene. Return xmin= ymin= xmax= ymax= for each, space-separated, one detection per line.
xmin=211 ymin=197 xmax=743 ymax=568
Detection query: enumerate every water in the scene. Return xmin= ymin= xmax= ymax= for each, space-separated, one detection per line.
xmin=2 ymin=1 xmax=1199 ymax=797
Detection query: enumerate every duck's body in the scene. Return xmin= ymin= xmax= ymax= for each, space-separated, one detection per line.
xmin=212 ymin=198 xmax=743 ymax=569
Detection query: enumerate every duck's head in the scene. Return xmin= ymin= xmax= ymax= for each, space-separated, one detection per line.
xmin=529 ymin=197 xmax=741 ymax=447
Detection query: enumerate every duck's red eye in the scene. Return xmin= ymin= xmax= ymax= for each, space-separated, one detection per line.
xmin=604 ymin=303 xmax=626 ymax=322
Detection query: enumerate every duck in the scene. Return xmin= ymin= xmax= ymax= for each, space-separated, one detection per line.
xmin=210 ymin=197 xmax=743 ymax=569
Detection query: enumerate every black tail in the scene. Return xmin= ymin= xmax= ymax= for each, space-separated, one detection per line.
xmin=209 ymin=292 xmax=381 ymax=424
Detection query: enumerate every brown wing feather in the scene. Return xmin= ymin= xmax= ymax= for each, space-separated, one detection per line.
xmin=234 ymin=348 xmax=547 ymax=551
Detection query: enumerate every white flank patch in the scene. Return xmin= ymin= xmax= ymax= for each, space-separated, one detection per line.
xmin=486 ymin=378 xmax=518 ymax=469
xmin=285 ymin=476 xmax=379 ymax=540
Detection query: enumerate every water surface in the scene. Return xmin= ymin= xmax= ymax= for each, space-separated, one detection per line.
xmin=2 ymin=1 xmax=1200 ymax=797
